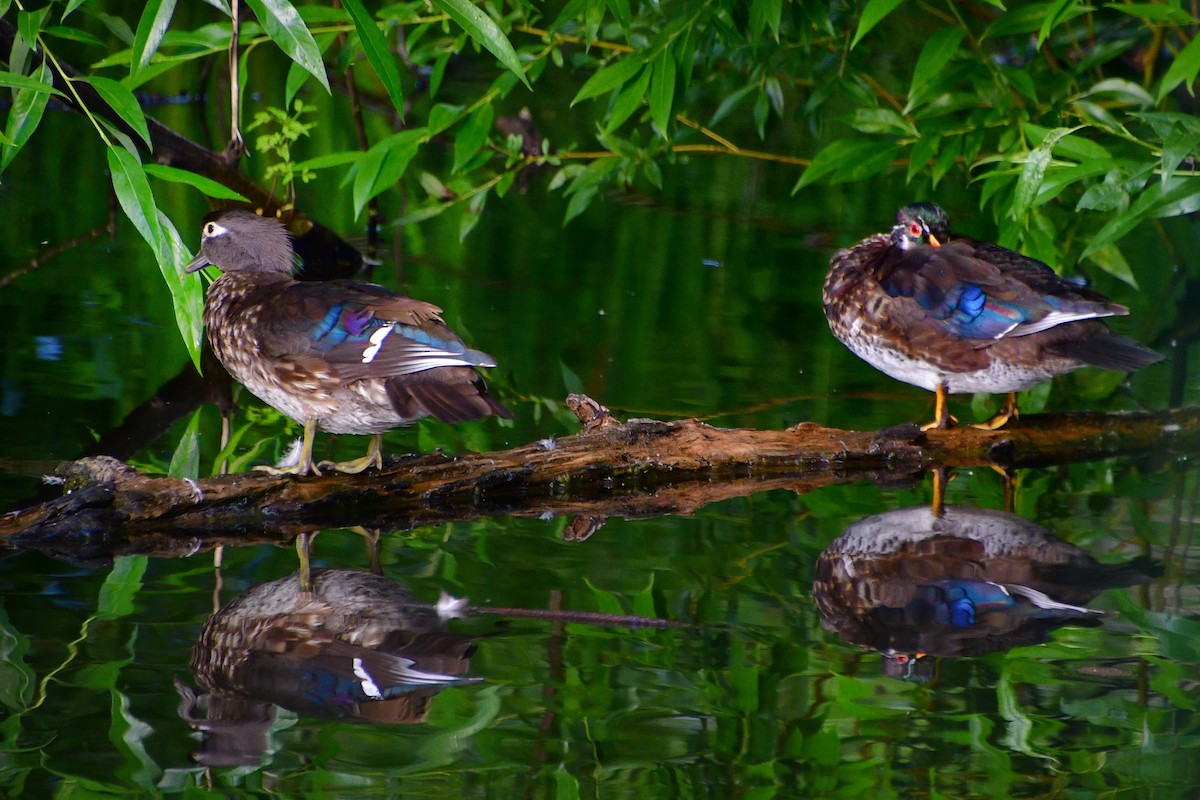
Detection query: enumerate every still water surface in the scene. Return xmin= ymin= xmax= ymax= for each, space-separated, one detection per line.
xmin=0 ymin=106 xmax=1198 ymax=797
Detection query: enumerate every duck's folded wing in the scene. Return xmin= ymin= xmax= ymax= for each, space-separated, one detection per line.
xmin=880 ymin=243 xmax=1124 ymax=342
xmin=265 ymin=282 xmax=497 ymax=381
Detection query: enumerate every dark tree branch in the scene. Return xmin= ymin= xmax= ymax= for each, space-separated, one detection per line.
xmin=3 ymin=396 xmax=1197 ymax=563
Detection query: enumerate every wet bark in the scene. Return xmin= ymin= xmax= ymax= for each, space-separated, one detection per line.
xmin=3 ymin=395 xmax=1197 ymax=562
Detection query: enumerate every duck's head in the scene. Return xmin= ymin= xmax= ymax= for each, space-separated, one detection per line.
xmin=185 ymin=209 xmax=295 ymax=275
xmin=891 ymin=202 xmax=947 ymax=250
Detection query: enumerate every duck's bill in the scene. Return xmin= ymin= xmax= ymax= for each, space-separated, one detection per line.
xmin=184 ymin=252 xmax=211 ymax=273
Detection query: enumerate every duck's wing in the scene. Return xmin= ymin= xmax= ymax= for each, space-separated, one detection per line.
xmin=878 ymin=241 xmax=1126 ymax=342
xmin=266 ymin=280 xmax=498 ymax=379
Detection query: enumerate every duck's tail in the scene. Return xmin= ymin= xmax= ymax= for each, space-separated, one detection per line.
xmin=1049 ymin=330 xmax=1164 ymax=372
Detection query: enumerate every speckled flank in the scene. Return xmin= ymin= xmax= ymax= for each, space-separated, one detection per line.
xmin=205 ymin=273 xmax=425 ymax=435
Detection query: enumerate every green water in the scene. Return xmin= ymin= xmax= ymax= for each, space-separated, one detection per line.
xmin=1 ymin=70 xmax=1198 ymax=799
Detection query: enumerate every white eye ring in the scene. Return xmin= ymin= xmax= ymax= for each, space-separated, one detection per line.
xmin=203 ymin=222 xmax=228 ymax=237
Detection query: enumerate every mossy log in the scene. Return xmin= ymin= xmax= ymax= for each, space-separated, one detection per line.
xmin=3 ymin=395 xmax=1198 ymax=561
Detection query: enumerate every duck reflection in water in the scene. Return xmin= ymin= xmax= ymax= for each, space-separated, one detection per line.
xmin=814 ymin=498 xmax=1158 ymax=680
xmin=179 ymin=568 xmax=478 ymax=766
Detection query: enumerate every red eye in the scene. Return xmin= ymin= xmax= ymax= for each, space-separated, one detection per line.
xmin=909 ymin=222 xmax=923 ymax=237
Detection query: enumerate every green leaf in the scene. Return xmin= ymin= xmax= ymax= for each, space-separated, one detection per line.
xmin=352 ymin=129 xmax=424 ymax=218
xmin=1085 ymin=242 xmax=1138 ymax=288
xmin=83 ymin=76 xmax=152 ymax=148
xmin=906 ymin=27 xmax=965 ymax=112
xmin=96 ymin=557 xmax=148 ymax=620
xmin=1037 ymin=0 xmax=1080 ymax=47
xmin=1024 ymin=122 xmax=1110 ymax=161
xmin=572 ymin=55 xmax=644 ymax=105
xmin=293 ymin=150 xmax=363 ymax=172
xmin=562 ymin=157 xmax=621 ymax=224
xmin=453 ymin=104 xmax=495 ymax=173
xmin=2 ymin=62 xmax=53 ymax=172
xmin=108 ymin=147 xmax=203 ymax=370
xmin=158 ymin=210 xmax=205 ymax=370
xmin=93 ymin=12 xmax=137 ymax=46
xmin=983 ymin=4 xmax=1055 ymax=38
xmin=1077 ymin=177 xmax=1127 ymax=212
xmin=285 ymin=32 xmax=337 ymax=106
xmin=709 ymin=82 xmax=756 ymax=126
xmin=1157 ymin=34 xmax=1200 ymax=102
xmin=750 ymin=0 xmax=783 ymax=40
xmin=459 ymin=187 xmax=487 ymax=241
xmin=648 ymin=49 xmax=676 ymax=137
xmin=1082 ymin=178 xmax=1200 ymax=258
xmin=583 ymin=578 xmax=625 ymax=616
xmin=341 ymin=0 xmax=404 ymax=115
xmin=62 ymin=0 xmax=91 ymax=20
xmin=430 ymin=0 xmax=530 ymax=89
xmin=243 ymin=0 xmax=331 ymax=94
xmin=752 ymin=89 xmax=768 ymax=138
xmin=1107 ymin=3 xmax=1199 ymax=25
xmin=0 ymin=70 xmax=64 ymax=96
xmin=17 ymin=8 xmax=48 ymax=46
xmin=428 ymin=102 xmax=466 ymax=136
xmin=1012 ymin=125 xmax=1074 ymax=220
xmin=606 ymin=0 xmax=632 ymax=36
xmin=143 ymin=164 xmax=250 ymax=201
xmin=844 ymin=107 xmax=916 ymax=136
xmin=1076 ymin=77 xmax=1155 ymax=109
xmin=42 ymin=25 xmax=108 ymax=47
xmin=1162 ymin=125 xmax=1200 ymax=184
xmin=1038 ymin=159 xmax=1114 ymax=203
xmin=130 ymin=0 xmax=177 ymax=82
xmin=168 ymin=410 xmax=202 ymax=479
xmin=604 ymin=63 xmax=650 ymax=132
xmin=107 ymin=146 xmax=162 ymax=262
xmin=931 ymin=134 xmax=961 ymax=187
xmin=419 ymin=171 xmax=449 ymax=200
xmin=907 ymin=132 xmax=940 ymax=183
xmin=793 ymin=139 xmax=900 ymax=191
xmin=851 ymin=0 xmax=903 ymax=49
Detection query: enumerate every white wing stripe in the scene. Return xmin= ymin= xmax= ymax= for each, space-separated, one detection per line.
xmin=362 ymin=324 xmax=395 ymax=363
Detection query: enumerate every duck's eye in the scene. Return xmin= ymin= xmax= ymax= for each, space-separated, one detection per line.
xmin=908 ymin=221 xmax=923 ymax=238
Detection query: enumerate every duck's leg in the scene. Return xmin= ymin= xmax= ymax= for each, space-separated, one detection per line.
xmin=920 ymin=384 xmax=955 ymax=431
xmin=348 ymin=525 xmax=383 ymax=574
xmin=296 ymin=530 xmax=316 ymax=593
xmin=930 ymin=467 xmax=948 ymax=517
xmin=255 ymin=418 xmax=321 ymax=476
xmin=320 ymin=433 xmax=385 ymax=474
xmin=973 ymin=392 xmax=1019 ymax=431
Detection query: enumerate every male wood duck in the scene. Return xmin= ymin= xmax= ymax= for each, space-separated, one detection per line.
xmin=813 ymin=504 xmax=1155 ymax=661
xmin=186 ymin=209 xmax=512 ymax=475
xmin=823 ymin=202 xmax=1163 ymax=429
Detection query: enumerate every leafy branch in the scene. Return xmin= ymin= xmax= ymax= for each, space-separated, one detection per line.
xmin=3 ymin=0 xmax=1200 ymax=359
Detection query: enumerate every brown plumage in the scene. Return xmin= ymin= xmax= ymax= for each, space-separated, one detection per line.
xmin=823 ymin=203 xmax=1162 ymax=429
xmin=186 ymin=209 xmax=511 ymax=475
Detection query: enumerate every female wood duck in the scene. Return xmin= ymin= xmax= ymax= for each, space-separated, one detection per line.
xmin=823 ymin=202 xmax=1162 ymax=429
xmin=186 ymin=209 xmax=512 ymax=476
xmin=189 ymin=568 xmax=476 ymax=742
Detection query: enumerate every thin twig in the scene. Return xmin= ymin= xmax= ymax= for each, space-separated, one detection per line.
xmin=513 ymin=24 xmax=634 ymax=54
xmin=0 ymin=221 xmax=115 ymax=290
xmin=228 ymin=0 xmax=243 ymax=155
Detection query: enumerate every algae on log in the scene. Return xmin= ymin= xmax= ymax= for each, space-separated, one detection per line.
xmin=3 ymin=395 xmax=1198 ymax=562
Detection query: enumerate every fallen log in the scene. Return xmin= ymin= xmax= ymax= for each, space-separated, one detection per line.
xmin=3 ymin=395 xmax=1197 ymax=562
